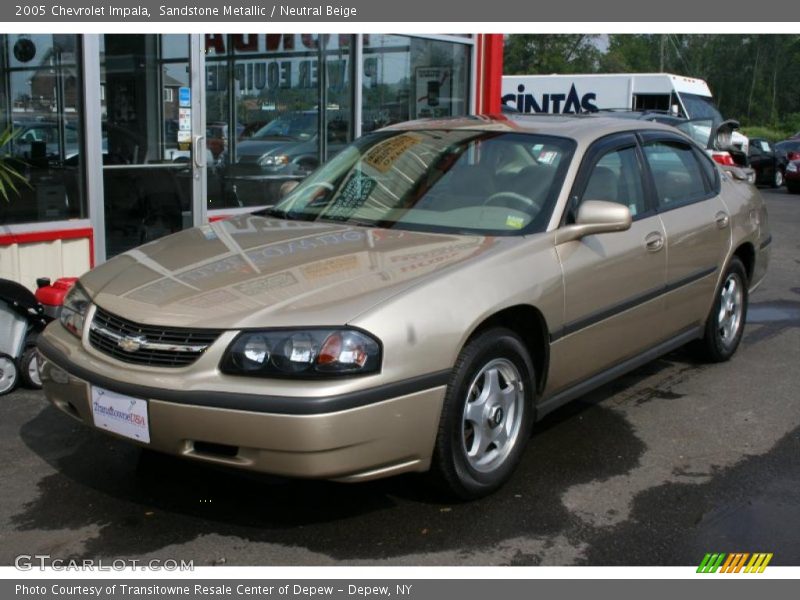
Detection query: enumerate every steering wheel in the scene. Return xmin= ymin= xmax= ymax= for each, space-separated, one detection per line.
xmin=483 ymin=191 xmax=540 ymax=214
xmin=303 ymin=181 xmax=337 ymax=207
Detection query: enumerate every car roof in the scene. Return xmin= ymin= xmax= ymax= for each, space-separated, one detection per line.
xmin=384 ymin=114 xmax=685 ymax=144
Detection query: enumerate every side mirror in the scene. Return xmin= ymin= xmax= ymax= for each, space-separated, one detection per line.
xmin=556 ymin=200 xmax=632 ymax=244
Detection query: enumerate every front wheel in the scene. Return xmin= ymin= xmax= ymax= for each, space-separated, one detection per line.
xmin=0 ymin=353 xmax=19 ymax=396
xmin=694 ymin=257 xmax=748 ymax=363
xmin=429 ymin=327 xmax=534 ymax=499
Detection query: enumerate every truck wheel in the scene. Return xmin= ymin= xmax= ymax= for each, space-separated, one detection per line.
xmin=429 ymin=327 xmax=534 ymax=500
xmin=0 ymin=353 xmax=19 ymax=396
xmin=19 ymin=346 xmax=42 ymax=390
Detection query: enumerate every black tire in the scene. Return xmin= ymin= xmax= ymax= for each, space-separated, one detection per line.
xmin=18 ymin=346 xmax=42 ymax=390
xmin=787 ymin=181 xmax=800 ymax=194
xmin=0 ymin=353 xmax=19 ymax=396
xmin=429 ymin=327 xmax=535 ymax=500
xmin=694 ymin=257 xmax=748 ymax=363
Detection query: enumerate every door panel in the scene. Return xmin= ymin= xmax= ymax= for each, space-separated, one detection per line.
xmin=659 ymin=200 xmax=729 ymax=330
xmin=548 ymin=215 xmax=668 ymax=395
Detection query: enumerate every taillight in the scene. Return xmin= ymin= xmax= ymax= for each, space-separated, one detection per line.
xmin=788 ymin=151 xmax=800 ymax=161
xmin=709 ymin=151 xmax=735 ymax=166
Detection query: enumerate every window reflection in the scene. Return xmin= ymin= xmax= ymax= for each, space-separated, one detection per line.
xmin=205 ymin=34 xmax=353 ymax=211
xmin=0 ymin=34 xmax=86 ymax=225
xmin=362 ymin=35 xmax=470 ymax=133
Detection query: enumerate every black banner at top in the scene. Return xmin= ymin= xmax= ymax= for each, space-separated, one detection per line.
xmin=0 ymin=0 xmax=796 ymax=22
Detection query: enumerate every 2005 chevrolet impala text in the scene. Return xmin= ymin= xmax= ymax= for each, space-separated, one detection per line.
xmin=38 ymin=115 xmax=770 ymax=499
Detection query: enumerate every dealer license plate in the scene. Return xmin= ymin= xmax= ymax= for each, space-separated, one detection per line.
xmin=90 ymin=386 xmax=150 ymax=444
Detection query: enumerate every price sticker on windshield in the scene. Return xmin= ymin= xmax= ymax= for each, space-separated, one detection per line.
xmin=363 ymin=133 xmax=422 ymax=173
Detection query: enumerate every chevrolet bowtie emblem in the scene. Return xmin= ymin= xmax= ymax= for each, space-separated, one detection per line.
xmin=117 ymin=335 xmax=146 ymax=353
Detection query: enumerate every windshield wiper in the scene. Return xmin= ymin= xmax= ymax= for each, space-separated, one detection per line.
xmin=256 ymin=206 xmax=319 ymax=221
xmin=317 ymin=216 xmax=381 ymax=228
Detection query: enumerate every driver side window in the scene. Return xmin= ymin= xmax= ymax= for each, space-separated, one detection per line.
xmin=582 ymin=146 xmax=647 ymax=217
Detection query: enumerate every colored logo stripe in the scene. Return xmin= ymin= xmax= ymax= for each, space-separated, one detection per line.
xmin=745 ymin=553 xmax=773 ymax=573
xmin=697 ymin=553 xmax=773 ymax=573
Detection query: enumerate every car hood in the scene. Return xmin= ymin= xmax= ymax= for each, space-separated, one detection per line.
xmin=80 ymin=215 xmax=502 ymax=329
xmin=236 ymin=138 xmax=313 ymax=162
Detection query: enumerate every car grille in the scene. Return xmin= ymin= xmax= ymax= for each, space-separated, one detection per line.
xmin=88 ymin=306 xmax=222 ymax=368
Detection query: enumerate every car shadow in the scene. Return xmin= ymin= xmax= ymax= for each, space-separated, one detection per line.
xmin=13 ymin=350 xmax=699 ymax=563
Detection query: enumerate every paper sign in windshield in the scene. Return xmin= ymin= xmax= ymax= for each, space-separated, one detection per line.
xmin=363 ymin=134 xmax=421 ymax=173
xmin=326 ymin=171 xmax=377 ymax=219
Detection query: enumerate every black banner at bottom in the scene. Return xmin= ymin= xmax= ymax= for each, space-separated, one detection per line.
xmin=4 ymin=579 xmax=797 ymax=600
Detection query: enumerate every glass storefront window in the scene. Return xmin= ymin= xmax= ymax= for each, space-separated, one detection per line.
xmin=204 ymin=34 xmax=353 ymax=211
xmin=0 ymin=34 xmax=86 ymax=225
xmin=362 ymin=35 xmax=470 ymax=133
xmin=100 ymin=34 xmax=194 ymax=257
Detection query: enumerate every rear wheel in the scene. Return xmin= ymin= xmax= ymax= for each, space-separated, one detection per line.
xmin=429 ymin=327 xmax=534 ymax=499
xmin=0 ymin=353 xmax=19 ymax=396
xmin=787 ymin=181 xmax=800 ymax=194
xmin=695 ymin=257 xmax=748 ymax=363
xmin=19 ymin=346 xmax=42 ymax=390
xmin=773 ymin=169 xmax=784 ymax=188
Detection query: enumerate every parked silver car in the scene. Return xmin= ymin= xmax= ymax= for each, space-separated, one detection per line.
xmin=38 ymin=115 xmax=770 ymax=498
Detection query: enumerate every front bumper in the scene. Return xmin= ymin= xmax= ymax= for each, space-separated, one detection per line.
xmin=38 ymin=325 xmax=447 ymax=482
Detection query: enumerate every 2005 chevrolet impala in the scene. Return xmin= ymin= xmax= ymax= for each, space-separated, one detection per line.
xmin=38 ymin=115 xmax=770 ymax=499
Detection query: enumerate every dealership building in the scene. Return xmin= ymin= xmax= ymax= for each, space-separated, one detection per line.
xmin=0 ymin=33 xmax=503 ymax=289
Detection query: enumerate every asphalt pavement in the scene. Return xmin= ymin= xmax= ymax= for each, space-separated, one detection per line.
xmin=1 ymin=187 xmax=798 ymax=567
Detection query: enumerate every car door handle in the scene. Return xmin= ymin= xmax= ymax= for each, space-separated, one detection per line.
xmin=645 ymin=231 xmax=664 ymax=252
xmin=715 ymin=211 xmax=730 ymax=229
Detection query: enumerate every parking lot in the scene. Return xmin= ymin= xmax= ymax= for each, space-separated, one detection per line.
xmin=1 ymin=187 xmax=797 ymax=567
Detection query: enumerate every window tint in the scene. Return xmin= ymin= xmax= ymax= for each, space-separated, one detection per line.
xmin=695 ymin=147 xmax=719 ymax=191
xmin=582 ymin=146 xmax=647 ymax=217
xmin=643 ymin=141 xmax=709 ymax=207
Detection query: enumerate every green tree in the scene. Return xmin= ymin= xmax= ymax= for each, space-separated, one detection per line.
xmin=504 ymin=35 xmax=602 ymax=75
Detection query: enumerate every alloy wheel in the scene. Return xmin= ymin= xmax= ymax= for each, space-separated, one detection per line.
xmin=718 ymin=273 xmax=744 ymax=347
xmin=461 ymin=358 xmax=525 ymax=473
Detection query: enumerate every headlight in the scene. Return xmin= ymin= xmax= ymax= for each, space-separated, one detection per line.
xmin=258 ymin=154 xmax=289 ymax=168
xmin=787 ymin=162 xmax=798 ymax=173
xmin=59 ymin=283 xmax=91 ymax=338
xmin=221 ymin=329 xmax=381 ymax=378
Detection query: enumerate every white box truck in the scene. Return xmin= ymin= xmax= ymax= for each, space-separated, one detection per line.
xmin=501 ymin=72 xmax=748 ymax=153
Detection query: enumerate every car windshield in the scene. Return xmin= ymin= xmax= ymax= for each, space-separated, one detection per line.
xmin=252 ymin=113 xmax=317 ymax=141
xmin=264 ymin=130 xmax=575 ymax=236
xmin=675 ymin=119 xmax=715 ymax=148
xmin=678 ymin=93 xmax=723 ymax=122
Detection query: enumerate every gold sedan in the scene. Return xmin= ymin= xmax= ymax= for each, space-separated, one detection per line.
xmin=38 ymin=115 xmax=770 ymax=499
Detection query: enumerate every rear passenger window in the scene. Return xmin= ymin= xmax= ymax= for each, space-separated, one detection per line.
xmin=694 ymin=147 xmax=720 ymax=191
xmin=643 ymin=141 xmax=710 ymax=207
